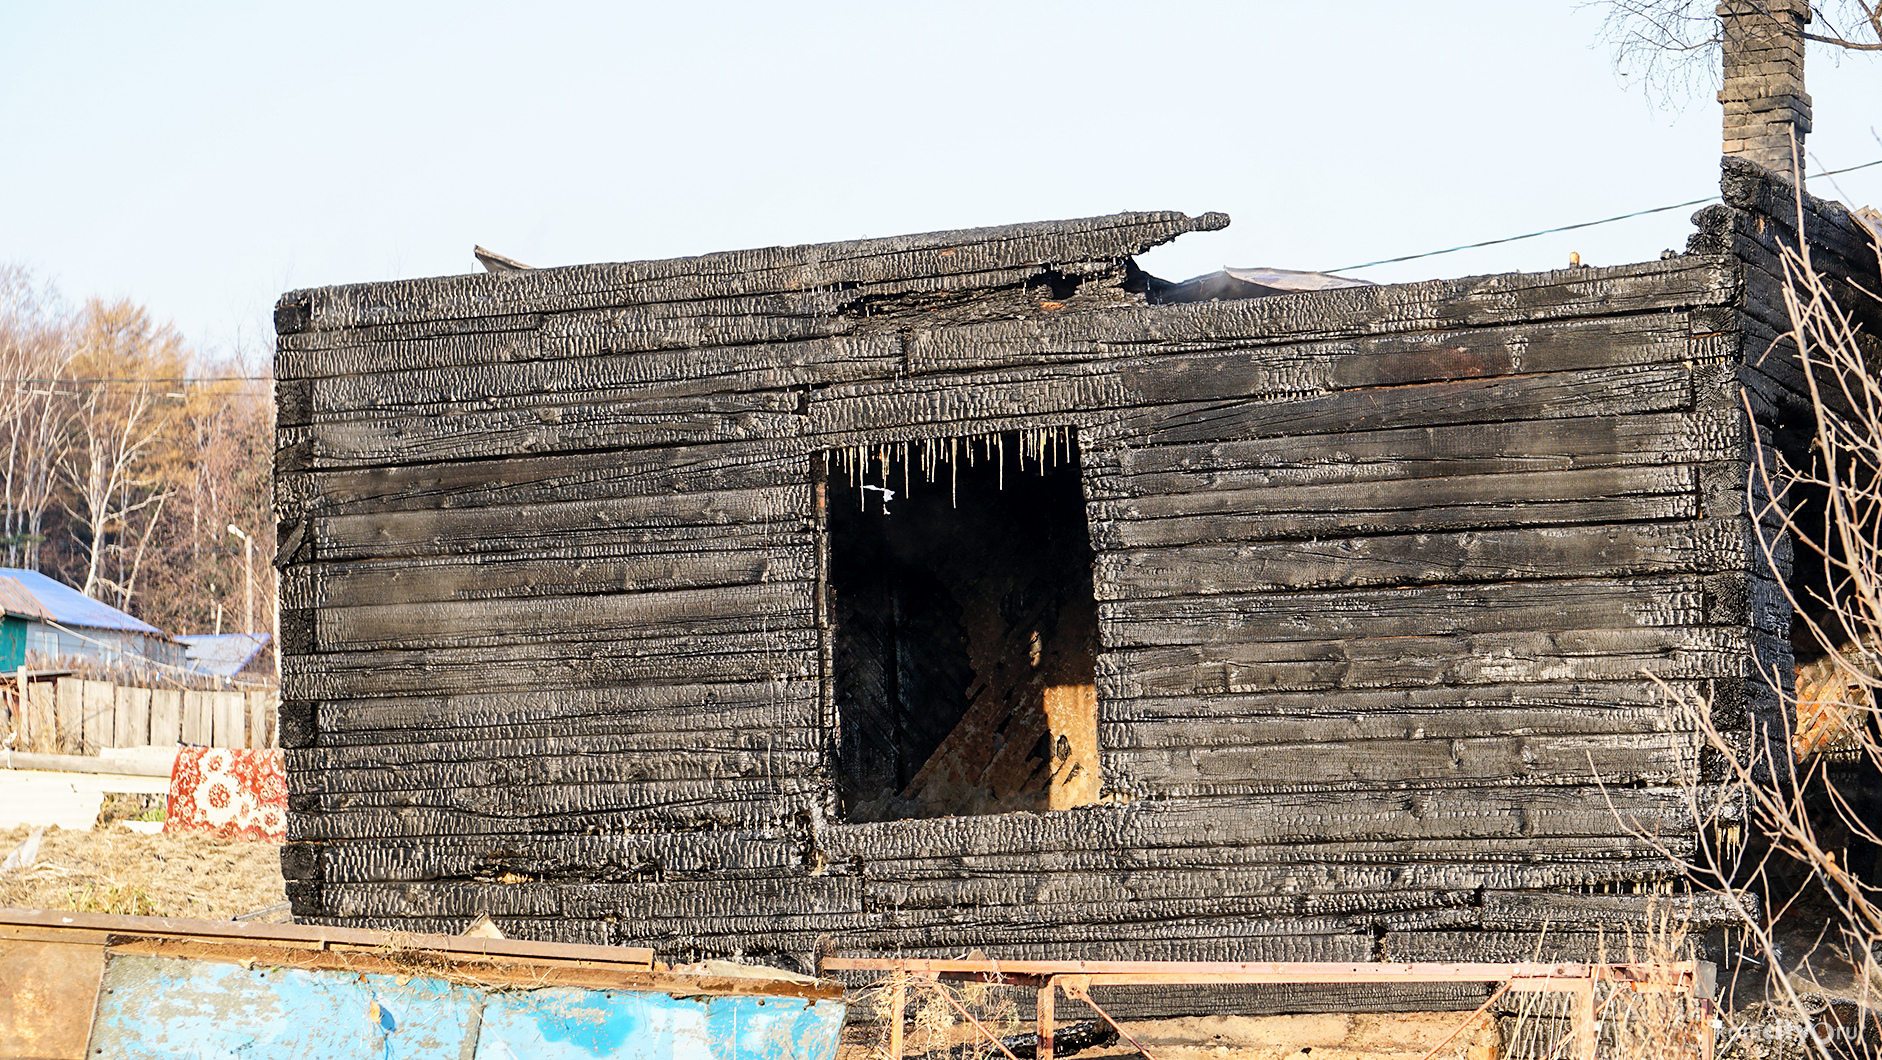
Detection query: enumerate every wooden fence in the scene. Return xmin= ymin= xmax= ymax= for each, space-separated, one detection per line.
xmin=5 ymin=677 xmax=278 ymax=754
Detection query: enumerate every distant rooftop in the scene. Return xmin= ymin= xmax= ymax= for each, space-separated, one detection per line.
xmin=0 ymin=576 xmax=52 ymax=622
xmin=0 ymin=568 xmax=163 ymax=635
xmin=176 ymin=633 xmax=271 ymax=677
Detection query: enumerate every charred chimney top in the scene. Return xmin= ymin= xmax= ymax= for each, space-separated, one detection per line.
xmin=1718 ymin=0 xmax=1812 ymax=181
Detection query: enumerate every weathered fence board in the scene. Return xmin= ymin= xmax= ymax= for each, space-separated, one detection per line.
xmin=150 ymin=689 xmax=183 ymax=746
xmin=249 ymin=691 xmax=273 ymax=748
xmin=181 ymin=690 xmax=207 ymax=746
xmin=114 ymin=686 xmax=151 ymax=748
xmin=80 ymin=681 xmax=112 ymax=755
xmin=213 ymin=692 xmax=244 ymax=749
xmin=26 ymin=682 xmax=54 ymax=753
xmin=7 ymin=678 xmax=280 ymax=753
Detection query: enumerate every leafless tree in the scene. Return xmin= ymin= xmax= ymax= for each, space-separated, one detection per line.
xmin=1590 ymin=1 xmax=1880 ymax=100
xmin=57 ymin=300 xmax=185 ymax=608
xmin=0 ymin=267 xmax=72 ymax=571
xmin=1 ymin=277 xmax=278 ymax=659
xmin=60 ymin=380 xmax=171 ymax=603
xmin=136 ymin=362 xmax=277 ymax=644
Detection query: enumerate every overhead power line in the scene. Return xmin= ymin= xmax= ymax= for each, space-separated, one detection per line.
xmin=1326 ymin=157 xmax=1882 ymax=274
xmin=8 ymin=160 xmax=1881 ymax=373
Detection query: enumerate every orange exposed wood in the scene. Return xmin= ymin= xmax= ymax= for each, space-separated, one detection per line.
xmin=1044 ymin=683 xmax=1099 ymax=810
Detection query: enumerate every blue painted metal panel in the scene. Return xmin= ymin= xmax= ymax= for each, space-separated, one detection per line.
xmin=88 ymin=953 xmax=847 ymax=1060
xmin=89 ymin=955 xmax=484 ymax=1057
xmin=476 ymin=989 xmax=846 ymax=1060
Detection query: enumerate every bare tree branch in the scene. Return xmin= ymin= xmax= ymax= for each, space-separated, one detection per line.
xmin=1588 ymin=0 xmax=1881 ymax=100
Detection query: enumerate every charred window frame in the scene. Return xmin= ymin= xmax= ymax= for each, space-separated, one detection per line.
xmin=814 ymin=428 xmax=1101 ymax=824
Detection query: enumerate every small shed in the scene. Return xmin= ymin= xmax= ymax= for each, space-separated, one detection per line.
xmin=0 ymin=576 xmax=51 ymax=669
xmin=272 ymin=155 xmax=1879 ymax=1011
xmin=0 ymin=568 xmax=183 ymax=671
xmin=177 ymin=633 xmax=275 ymax=680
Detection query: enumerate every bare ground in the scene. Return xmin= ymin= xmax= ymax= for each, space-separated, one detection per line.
xmin=837 ymin=1011 xmax=1501 ymax=1060
xmin=0 ymin=822 xmax=287 ymax=920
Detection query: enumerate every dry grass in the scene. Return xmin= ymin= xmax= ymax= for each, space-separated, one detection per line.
xmin=0 ymin=823 xmax=286 ymax=919
xmin=844 ymin=974 xmax=1502 ymax=1060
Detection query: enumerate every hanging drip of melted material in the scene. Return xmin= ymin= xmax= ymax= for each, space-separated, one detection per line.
xmin=837 ymin=425 xmax=1075 ymax=510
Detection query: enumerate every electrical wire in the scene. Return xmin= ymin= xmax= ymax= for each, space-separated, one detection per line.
xmin=1324 ymin=157 xmax=1882 ymax=274
xmin=8 ymin=158 xmax=1881 ymax=374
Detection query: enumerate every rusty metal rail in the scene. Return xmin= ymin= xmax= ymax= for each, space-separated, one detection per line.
xmin=823 ymin=958 xmax=1717 ymax=1060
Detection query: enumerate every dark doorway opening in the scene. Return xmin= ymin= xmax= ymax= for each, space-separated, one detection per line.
xmin=823 ymin=429 xmax=1100 ymax=824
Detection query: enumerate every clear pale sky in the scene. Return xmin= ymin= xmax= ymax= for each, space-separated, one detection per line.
xmin=2 ymin=2 xmax=1877 ymax=366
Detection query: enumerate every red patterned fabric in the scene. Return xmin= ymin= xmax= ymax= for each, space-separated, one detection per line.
xmin=166 ymin=747 xmax=287 ymax=841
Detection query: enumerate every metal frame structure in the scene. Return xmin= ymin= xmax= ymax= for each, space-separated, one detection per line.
xmin=823 ymin=958 xmax=1717 ymax=1060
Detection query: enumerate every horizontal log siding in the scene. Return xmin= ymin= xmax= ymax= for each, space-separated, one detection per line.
xmin=273 ymin=197 xmax=1830 ymax=1000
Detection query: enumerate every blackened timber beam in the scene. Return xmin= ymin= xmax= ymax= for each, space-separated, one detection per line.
xmin=275 ymin=211 xmax=1227 ymax=338
xmin=1095 ymin=521 xmax=1758 ymax=598
xmin=306 ymin=679 xmax=818 ymax=741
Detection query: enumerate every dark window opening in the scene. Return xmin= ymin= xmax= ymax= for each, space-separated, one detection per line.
xmin=822 ymin=429 xmax=1100 ymax=824
xmin=1784 ymin=456 xmax=1882 ymax=891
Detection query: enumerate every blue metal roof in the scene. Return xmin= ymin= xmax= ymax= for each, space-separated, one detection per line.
xmin=0 ymin=568 xmax=165 ymax=635
xmin=176 ymin=633 xmax=271 ymax=676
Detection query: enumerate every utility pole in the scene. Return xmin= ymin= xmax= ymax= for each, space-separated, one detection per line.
xmin=228 ymin=524 xmax=254 ymax=635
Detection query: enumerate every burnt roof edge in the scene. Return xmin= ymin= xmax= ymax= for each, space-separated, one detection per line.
xmin=277 ymin=210 xmax=1230 ymax=337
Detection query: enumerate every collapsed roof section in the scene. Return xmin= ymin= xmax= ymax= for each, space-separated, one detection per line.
xmin=1143 ymin=265 xmax=1375 ymax=304
xmin=277 ymin=211 xmax=1231 ymax=339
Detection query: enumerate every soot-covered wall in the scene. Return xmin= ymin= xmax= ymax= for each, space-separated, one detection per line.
xmin=273 ymin=159 xmax=1880 ymax=1009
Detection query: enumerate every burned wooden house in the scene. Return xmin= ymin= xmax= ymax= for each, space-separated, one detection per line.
xmin=274 ymin=8 xmax=1880 ymax=1005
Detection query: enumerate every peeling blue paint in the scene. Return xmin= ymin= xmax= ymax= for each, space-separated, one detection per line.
xmin=89 ymin=956 xmax=484 ymax=1058
xmin=87 ymin=954 xmax=846 ymax=1060
xmin=479 ymin=988 xmax=843 ymax=1060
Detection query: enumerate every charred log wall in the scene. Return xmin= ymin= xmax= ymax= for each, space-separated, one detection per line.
xmin=270 ymin=174 xmax=1872 ymax=1002
xmin=1695 ymin=158 xmax=1882 ymax=894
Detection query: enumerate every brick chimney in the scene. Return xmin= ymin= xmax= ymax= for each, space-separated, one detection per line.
xmin=1718 ymin=0 xmax=1812 ymax=181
